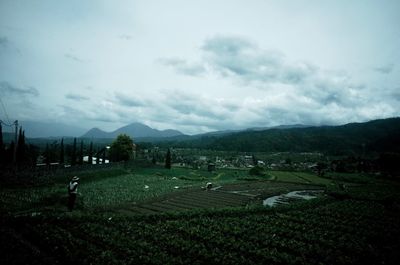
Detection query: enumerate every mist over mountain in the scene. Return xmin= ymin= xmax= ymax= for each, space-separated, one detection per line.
xmin=2 ymin=121 xmax=86 ymax=138
xmin=82 ymin=122 xmax=184 ymax=139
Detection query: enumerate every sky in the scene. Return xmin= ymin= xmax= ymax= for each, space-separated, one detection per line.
xmin=0 ymin=0 xmax=399 ymax=135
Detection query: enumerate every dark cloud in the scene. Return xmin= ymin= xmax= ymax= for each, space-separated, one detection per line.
xmin=202 ymin=36 xmax=314 ymax=85
xmin=59 ymin=104 xmax=120 ymax=124
xmin=0 ymin=37 xmax=9 ymax=48
xmin=202 ymin=36 xmax=255 ymax=55
xmin=374 ymin=64 xmax=394 ymax=74
xmin=64 ymin=53 xmax=84 ymax=62
xmin=0 ymin=36 xmax=20 ymax=54
xmin=201 ymin=36 xmax=368 ymax=113
xmin=65 ymin=93 xmax=89 ymax=101
xmin=0 ymin=81 xmax=39 ymax=96
xmin=158 ymin=58 xmax=206 ymax=76
xmin=114 ymin=92 xmax=146 ymax=107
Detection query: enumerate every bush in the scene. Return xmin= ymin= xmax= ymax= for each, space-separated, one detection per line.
xmin=249 ymin=165 xmax=267 ymax=176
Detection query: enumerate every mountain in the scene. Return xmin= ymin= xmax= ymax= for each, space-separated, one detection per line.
xmin=154 ymin=118 xmax=400 ymax=155
xmin=1 ymin=121 xmax=87 ymax=138
xmin=82 ymin=128 xmax=110 ymax=138
xmin=82 ymin=122 xmax=184 ymax=139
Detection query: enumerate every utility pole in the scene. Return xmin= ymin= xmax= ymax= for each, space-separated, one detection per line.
xmin=13 ymin=120 xmax=18 ymax=165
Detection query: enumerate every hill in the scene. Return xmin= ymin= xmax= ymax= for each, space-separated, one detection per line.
xmin=82 ymin=122 xmax=184 ymax=139
xmin=156 ymin=118 xmax=400 ymax=155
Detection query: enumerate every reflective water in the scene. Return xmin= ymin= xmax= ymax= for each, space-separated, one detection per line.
xmin=263 ymin=190 xmax=325 ymax=207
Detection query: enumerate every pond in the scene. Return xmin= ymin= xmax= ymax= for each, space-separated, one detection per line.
xmin=263 ymin=190 xmax=325 ymax=207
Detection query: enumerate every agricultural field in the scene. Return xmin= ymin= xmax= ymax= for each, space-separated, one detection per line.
xmin=1 ymin=165 xmax=400 ymax=264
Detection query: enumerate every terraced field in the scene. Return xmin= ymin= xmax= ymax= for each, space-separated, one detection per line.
xmin=112 ymin=181 xmax=325 ymax=215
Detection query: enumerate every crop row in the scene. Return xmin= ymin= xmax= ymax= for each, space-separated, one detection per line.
xmin=10 ymin=198 xmax=396 ymax=265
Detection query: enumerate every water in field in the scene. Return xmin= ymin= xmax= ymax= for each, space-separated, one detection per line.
xmin=263 ymin=190 xmax=324 ymax=207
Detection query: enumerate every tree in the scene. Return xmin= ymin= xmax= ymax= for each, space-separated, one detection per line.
xmin=96 ymin=148 xmax=100 ymax=164
xmin=71 ymin=138 xmax=77 ymax=166
xmin=0 ymin=124 xmax=4 ymax=165
xmin=102 ymin=149 xmax=106 ymax=164
xmin=79 ymin=140 xmax=83 ymax=165
xmin=378 ymin=153 xmax=400 ymax=178
xmin=60 ymin=138 xmax=65 ymax=164
xmin=45 ymin=143 xmax=50 ymax=166
xmin=16 ymin=128 xmax=26 ymax=165
xmin=316 ymin=162 xmax=327 ymax=177
xmin=165 ymin=148 xmax=171 ymax=169
xmin=109 ymin=134 xmax=134 ymax=162
xmin=88 ymin=142 xmax=93 ymax=164
xmin=252 ymin=154 xmax=257 ymax=166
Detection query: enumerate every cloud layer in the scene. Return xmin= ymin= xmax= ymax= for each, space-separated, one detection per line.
xmin=0 ymin=1 xmax=399 ymax=134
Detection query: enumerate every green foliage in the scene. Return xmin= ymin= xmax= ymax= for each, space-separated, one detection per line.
xmin=71 ymin=138 xmax=77 ymax=166
xmin=109 ymin=134 xmax=134 ymax=162
xmin=1 ymin=163 xmax=400 ymax=265
xmin=88 ymin=142 xmax=93 ymax=164
xmin=79 ymin=140 xmax=83 ymax=165
xmin=378 ymin=152 xmax=400 ymax=178
xmin=249 ymin=165 xmax=267 ymax=176
xmin=165 ymin=148 xmax=171 ymax=169
xmin=0 ymin=124 xmax=4 ymax=165
xmin=154 ymin=118 xmax=400 ymax=155
xmin=59 ymin=138 xmax=64 ymax=164
xmin=2 ymin=195 xmax=400 ymax=264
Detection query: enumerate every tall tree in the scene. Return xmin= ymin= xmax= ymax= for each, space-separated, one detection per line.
xmin=165 ymin=148 xmax=171 ymax=169
xmin=88 ymin=142 xmax=93 ymax=164
xmin=79 ymin=140 xmax=83 ymax=165
xmin=45 ymin=143 xmax=50 ymax=166
xmin=60 ymin=138 xmax=64 ymax=164
xmin=102 ymin=148 xmax=106 ymax=164
xmin=96 ymin=148 xmax=100 ymax=164
xmin=71 ymin=138 xmax=77 ymax=166
xmin=0 ymin=124 xmax=4 ymax=165
xmin=16 ymin=128 xmax=26 ymax=165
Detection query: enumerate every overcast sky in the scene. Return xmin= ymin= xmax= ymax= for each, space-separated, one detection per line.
xmin=0 ymin=0 xmax=399 ymax=135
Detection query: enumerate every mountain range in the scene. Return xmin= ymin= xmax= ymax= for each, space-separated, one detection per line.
xmin=154 ymin=117 xmax=400 ymax=155
xmin=81 ymin=123 xmax=184 ymax=139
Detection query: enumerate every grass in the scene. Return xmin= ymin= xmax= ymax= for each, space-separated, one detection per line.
xmin=0 ymin=166 xmax=249 ymax=214
xmin=268 ymin=170 xmax=334 ymax=185
xmin=1 ymin=166 xmax=368 ymax=215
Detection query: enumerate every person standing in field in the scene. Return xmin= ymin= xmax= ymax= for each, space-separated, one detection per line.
xmin=68 ymin=176 xmax=79 ymax=211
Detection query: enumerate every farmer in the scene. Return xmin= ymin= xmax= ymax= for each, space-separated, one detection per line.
xmin=68 ymin=176 xmax=79 ymax=211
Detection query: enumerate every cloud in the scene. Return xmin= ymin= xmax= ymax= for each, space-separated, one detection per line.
xmin=0 ymin=36 xmax=20 ymax=54
xmin=64 ymin=53 xmax=84 ymax=62
xmin=0 ymin=37 xmax=9 ymax=48
xmin=119 ymin=34 xmax=133 ymax=40
xmin=65 ymin=93 xmax=89 ymax=101
xmin=374 ymin=64 xmax=394 ymax=74
xmin=158 ymin=58 xmax=206 ymax=76
xmin=59 ymin=104 xmax=123 ymax=124
xmin=0 ymin=81 xmax=39 ymax=96
xmin=202 ymin=36 xmax=315 ymax=86
xmin=114 ymin=92 xmax=147 ymax=107
xmin=200 ymin=36 xmax=371 ymax=110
